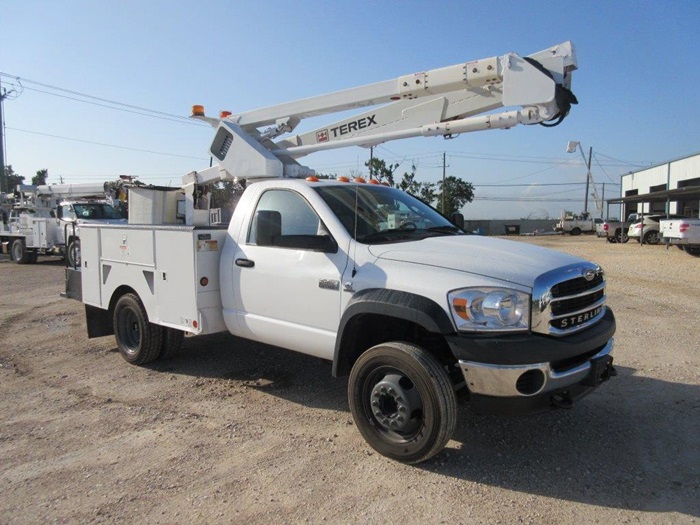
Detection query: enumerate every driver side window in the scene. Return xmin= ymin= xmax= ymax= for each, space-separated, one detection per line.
xmin=61 ymin=205 xmax=76 ymax=220
xmin=248 ymin=190 xmax=325 ymax=247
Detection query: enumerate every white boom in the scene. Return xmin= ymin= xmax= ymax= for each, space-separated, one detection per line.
xmin=181 ymin=42 xmax=578 ymax=224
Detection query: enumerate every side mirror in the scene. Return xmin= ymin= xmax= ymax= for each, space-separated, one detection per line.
xmin=450 ymin=212 xmax=465 ymax=230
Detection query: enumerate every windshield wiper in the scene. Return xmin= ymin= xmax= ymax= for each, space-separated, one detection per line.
xmin=425 ymin=225 xmax=464 ymax=235
xmin=357 ymin=229 xmax=416 ymax=243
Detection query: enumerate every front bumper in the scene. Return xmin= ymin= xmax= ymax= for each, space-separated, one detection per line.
xmin=459 ymin=337 xmax=613 ymax=398
xmin=446 ymin=309 xmax=616 ymax=415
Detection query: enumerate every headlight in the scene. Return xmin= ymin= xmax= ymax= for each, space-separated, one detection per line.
xmin=448 ymin=288 xmax=530 ymax=332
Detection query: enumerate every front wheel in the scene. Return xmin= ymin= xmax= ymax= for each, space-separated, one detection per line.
xmin=113 ymin=293 xmax=163 ymax=365
xmin=570 ymin=227 xmax=582 ymax=236
xmin=348 ymin=342 xmax=457 ymax=464
xmin=684 ymin=245 xmax=700 ymax=257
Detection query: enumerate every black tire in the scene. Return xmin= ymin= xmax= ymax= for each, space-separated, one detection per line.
xmin=684 ymin=245 xmax=700 ymax=257
xmin=348 ymin=342 xmax=457 ymax=464
xmin=67 ymin=239 xmax=81 ymax=267
xmin=570 ymin=227 xmax=582 ymax=236
xmin=615 ymin=229 xmax=629 ymax=243
xmin=606 ymin=237 xmax=616 ymax=244
xmin=643 ymin=230 xmax=660 ymax=245
xmin=160 ymin=327 xmax=185 ymax=359
xmin=29 ymin=250 xmax=39 ymax=263
xmin=113 ymin=293 xmax=163 ymax=365
xmin=11 ymin=238 xmax=32 ymax=264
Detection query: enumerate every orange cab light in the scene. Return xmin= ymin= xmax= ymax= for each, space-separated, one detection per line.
xmin=354 ymin=177 xmax=366 ymax=183
xmin=337 ymin=176 xmax=350 ymax=183
xmin=381 ymin=181 xmax=391 ymax=186
xmin=306 ymin=176 xmax=319 ymax=182
xmin=192 ymin=320 xmax=199 ymax=329
xmin=220 ymin=110 xmax=232 ymax=118
xmin=368 ymin=179 xmax=380 ymax=185
xmin=191 ymin=105 xmax=206 ymax=117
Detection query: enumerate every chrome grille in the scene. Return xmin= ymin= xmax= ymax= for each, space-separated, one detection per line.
xmin=531 ymin=263 xmax=607 ymax=336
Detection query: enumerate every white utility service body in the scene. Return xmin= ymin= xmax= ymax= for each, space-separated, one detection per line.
xmin=67 ymin=42 xmax=617 ymax=464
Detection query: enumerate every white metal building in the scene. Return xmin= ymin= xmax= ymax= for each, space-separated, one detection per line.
xmin=618 ymin=151 xmax=700 ymax=218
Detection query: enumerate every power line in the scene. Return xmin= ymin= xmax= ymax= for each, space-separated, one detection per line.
xmin=19 ymin=85 xmax=208 ymax=127
xmin=0 ymin=72 xmax=198 ymax=124
xmin=7 ymin=127 xmax=208 ymax=160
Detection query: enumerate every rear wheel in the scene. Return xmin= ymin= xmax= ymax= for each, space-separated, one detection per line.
xmin=570 ymin=227 xmax=582 ymax=236
xmin=615 ymin=229 xmax=629 ymax=243
xmin=11 ymin=239 xmax=32 ymax=264
xmin=643 ymin=231 xmax=660 ymax=245
xmin=113 ymin=293 xmax=163 ymax=365
xmin=67 ymin=239 xmax=81 ymax=267
xmin=348 ymin=342 xmax=457 ymax=464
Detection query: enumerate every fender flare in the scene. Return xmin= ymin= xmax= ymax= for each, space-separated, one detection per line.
xmin=332 ymin=288 xmax=454 ymax=377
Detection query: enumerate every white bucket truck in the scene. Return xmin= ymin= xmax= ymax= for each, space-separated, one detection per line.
xmin=64 ymin=42 xmax=616 ymax=463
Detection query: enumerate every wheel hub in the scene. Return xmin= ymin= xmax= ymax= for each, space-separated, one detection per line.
xmin=370 ymin=374 xmax=416 ymax=432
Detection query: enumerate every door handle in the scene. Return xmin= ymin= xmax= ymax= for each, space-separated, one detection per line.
xmin=235 ymin=258 xmax=255 ymax=268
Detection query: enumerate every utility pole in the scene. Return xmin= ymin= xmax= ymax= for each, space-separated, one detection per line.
xmin=0 ymin=77 xmax=7 ymax=193
xmin=441 ymin=152 xmax=446 ymax=214
xmin=584 ymin=146 xmax=592 ymax=215
xmin=369 ymin=146 xmax=374 ymax=179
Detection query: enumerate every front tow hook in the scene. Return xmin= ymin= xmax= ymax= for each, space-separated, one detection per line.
xmin=551 ymin=392 xmax=573 ymax=409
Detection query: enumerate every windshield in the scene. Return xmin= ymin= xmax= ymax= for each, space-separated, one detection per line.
xmin=314 ymin=184 xmax=463 ymax=244
xmin=72 ymin=203 xmax=123 ymax=220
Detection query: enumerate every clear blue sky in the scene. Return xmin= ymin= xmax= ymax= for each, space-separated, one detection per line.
xmin=2 ymin=0 xmax=699 ymax=219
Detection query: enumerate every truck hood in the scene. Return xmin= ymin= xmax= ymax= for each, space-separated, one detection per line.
xmin=368 ymin=235 xmax=587 ymax=288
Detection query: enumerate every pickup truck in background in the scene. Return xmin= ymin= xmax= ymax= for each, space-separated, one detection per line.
xmin=595 ymin=213 xmax=640 ymax=244
xmin=555 ymin=211 xmax=602 ymax=236
xmin=628 ymin=214 xmax=687 ymax=245
xmin=660 ymin=218 xmax=700 ymax=256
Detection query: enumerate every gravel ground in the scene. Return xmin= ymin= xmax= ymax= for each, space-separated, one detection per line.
xmin=0 ymin=236 xmax=698 ymax=524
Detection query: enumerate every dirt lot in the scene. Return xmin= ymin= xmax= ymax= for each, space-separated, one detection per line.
xmin=1 ymin=236 xmax=698 ymax=524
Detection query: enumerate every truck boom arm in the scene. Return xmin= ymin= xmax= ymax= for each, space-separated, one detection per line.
xmin=183 ymin=42 xmax=578 ymax=224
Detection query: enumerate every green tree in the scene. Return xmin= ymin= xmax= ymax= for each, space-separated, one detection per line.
xmin=365 ymin=157 xmax=399 ymax=186
xmin=1 ymin=165 xmax=25 ymax=193
xmin=32 ymin=169 xmax=48 ymax=186
xmin=437 ymin=176 xmax=475 ymax=215
xmin=397 ymin=164 xmax=436 ymax=204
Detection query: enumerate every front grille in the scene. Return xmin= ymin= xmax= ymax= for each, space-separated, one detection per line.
xmin=531 ymin=263 xmax=607 ymax=336
xmin=551 ymin=288 xmax=604 ymax=315
xmin=551 ymin=274 xmax=603 ymax=297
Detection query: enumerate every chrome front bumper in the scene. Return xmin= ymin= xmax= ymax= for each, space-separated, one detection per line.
xmin=459 ymin=338 xmax=614 ymax=398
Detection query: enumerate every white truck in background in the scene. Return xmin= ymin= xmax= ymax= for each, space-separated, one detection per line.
xmin=555 ymin=210 xmax=602 ymax=235
xmin=65 ymin=42 xmax=617 ymax=464
xmin=1 ymin=182 xmax=127 ymax=265
xmin=595 ymin=213 xmax=640 ymax=244
xmin=661 ymin=218 xmax=700 ymax=256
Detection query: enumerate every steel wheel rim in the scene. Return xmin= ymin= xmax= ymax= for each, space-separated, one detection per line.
xmin=12 ymin=242 xmax=22 ymax=260
xmin=365 ymin=366 xmax=424 ymax=442
xmin=117 ymin=308 xmax=141 ymax=355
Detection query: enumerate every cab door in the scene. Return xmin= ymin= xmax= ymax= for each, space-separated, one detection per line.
xmin=231 ymin=189 xmax=349 ymax=360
